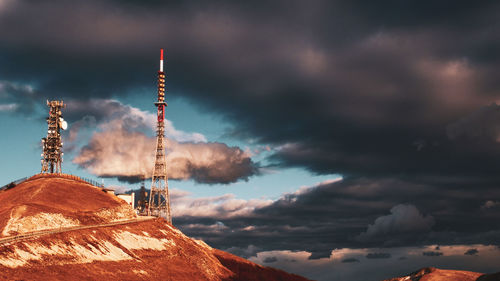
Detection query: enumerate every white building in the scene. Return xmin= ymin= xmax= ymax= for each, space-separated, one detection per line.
xmin=117 ymin=193 xmax=135 ymax=209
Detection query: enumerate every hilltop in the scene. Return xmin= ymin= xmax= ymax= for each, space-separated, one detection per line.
xmin=0 ymin=174 xmax=136 ymax=237
xmin=0 ymin=175 xmax=311 ymax=281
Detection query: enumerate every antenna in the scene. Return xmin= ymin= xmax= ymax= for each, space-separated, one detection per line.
xmin=148 ymin=49 xmax=172 ymax=223
xmin=41 ymin=100 xmax=66 ymax=174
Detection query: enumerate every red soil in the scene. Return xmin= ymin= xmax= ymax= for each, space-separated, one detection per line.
xmin=0 ymin=175 xmax=312 ymax=281
xmin=0 ymin=174 xmax=134 ymax=236
xmin=0 ymin=219 xmax=228 ymax=280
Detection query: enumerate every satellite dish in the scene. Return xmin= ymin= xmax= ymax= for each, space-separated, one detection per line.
xmin=61 ymin=120 xmax=68 ymax=130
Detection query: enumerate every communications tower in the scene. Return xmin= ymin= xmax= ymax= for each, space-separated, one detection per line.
xmin=41 ymin=100 xmax=67 ymax=173
xmin=148 ymin=49 xmax=172 ymax=223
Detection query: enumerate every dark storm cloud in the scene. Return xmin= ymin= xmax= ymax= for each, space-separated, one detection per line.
xmin=422 ymin=251 xmax=443 ymax=257
xmin=446 ymin=103 xmax=500 ymax=141
xmin=341 ymin=258 xmax=360 ymax=263
xmin=365 ymin=253 xmax=391 ymax=259
xmin=64 ymin=99 xmax=134 ymax=123
xmin=2 ymin=0 xmax=500 ymax=180
xmin=308 ymin=251 xmax=332 ymax=260
xmin=464 ymin=249 xmax=479 ymax=255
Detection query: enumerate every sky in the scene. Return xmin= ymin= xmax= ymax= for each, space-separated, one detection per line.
xmin=1 ymin=0 xmax=500 ymax=280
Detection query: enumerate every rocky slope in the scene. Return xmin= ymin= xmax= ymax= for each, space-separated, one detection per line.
xmin=0 ymin=174 xmax=311 ymax=281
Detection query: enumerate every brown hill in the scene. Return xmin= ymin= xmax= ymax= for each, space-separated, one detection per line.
xmin=0 ymin=174 xmax=136 ymax=237
xmin=0 ymin=174 xmax=311 ymax=281
xmin=383 ymin=267 xmax=498 ymax=281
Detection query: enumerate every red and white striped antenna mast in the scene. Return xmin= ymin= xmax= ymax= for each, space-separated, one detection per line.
xmin=148 ymin=49 xmax=172 ymax=223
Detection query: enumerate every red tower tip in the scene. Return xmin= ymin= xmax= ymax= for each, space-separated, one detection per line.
xmin=160 ymin=49 xmax=164 ymax=61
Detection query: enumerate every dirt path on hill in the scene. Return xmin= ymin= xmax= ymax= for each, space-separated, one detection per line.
xmin=0 ymin=216 xmax=156 ymax=245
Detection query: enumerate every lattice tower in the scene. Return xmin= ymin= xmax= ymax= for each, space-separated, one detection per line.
xmin=41 ymin=100 xmax=67 ymax=174
xmin=148 ymin=49 xmax=172 ymax=223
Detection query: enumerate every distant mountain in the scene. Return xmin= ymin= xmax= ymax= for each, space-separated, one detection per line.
xmin=383 ymin=267 xmax=500 ymax=281
xmin=0 ymin=174 xmax=311 ymax=281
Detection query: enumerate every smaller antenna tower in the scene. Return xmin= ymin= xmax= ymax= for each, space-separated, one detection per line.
xmin=41 ymin=100 xmax=67 ymax=174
